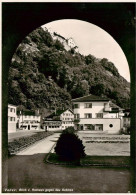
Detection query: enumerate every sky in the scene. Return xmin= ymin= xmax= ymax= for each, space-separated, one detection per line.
xmin=42 ymin=19 xmax=130 ymax=82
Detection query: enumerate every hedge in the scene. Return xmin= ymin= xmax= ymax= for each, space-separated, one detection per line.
xmin=8 ymin=131 xmax=53 ymax=155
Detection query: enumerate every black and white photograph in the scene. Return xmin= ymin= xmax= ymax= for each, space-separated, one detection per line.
xmin=2 ymin=2 xmax=136 ymax=193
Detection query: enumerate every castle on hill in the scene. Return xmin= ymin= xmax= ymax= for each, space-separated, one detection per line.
xmin=43 ymin=27 xmax=79 ymax=53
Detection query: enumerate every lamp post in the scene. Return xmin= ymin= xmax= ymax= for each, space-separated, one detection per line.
xmin=22 ymin=109 xmax=23 ymax=130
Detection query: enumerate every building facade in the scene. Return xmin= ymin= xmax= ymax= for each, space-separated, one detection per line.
xmin=17 ymin=110 xmax=41 ymax=130
xmin=60 ymin=109 xmax=74 ymax=130
xmin=8 ymin=104 xmax=17 ymax=133
xmin=44 ymin=109 xmax=74 ymax=131
xmin=72 ymin=95 xmax=124 ymax=134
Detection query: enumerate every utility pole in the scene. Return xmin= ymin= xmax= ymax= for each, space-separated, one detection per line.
xmin=22 ymin=109 xmax=23 ymax=130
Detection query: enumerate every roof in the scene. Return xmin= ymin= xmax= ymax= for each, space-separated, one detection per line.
xmin=46 ymin=108 xmax=73 ymax=119
xmin=17 ymin=110 xmax=40 ymax=116
xmin=72 ymin=94 xmax=109 ymax=102
xmin=123 ymin=109 xmax=130 ymax=113
xmin=109 ymin=102 xmax=123 ymax=111
xmin=8 ymin=104 xmax=17 ymax=107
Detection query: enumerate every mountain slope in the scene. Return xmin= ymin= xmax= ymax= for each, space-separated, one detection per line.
xmin=8 ymin=27 xmax=130 ymax=114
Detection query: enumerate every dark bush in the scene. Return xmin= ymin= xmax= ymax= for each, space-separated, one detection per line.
xmin=63 ymin=126 xmax=75 ymax=134
xmin=55 ymin=127 xmax=86 ymax=163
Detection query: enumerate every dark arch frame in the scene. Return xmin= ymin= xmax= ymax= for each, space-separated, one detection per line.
xmin=2 ymin=2 xmax=135 ymax=192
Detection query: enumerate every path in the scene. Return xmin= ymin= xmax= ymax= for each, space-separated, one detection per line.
xmin=17 ymin=133 xmax=60 ymax=155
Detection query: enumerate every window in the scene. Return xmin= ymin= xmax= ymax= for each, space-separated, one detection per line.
xmin=74 ymin=104 xmax=79 ymax=109
xmin=95 ymin=124 xmax=103 ymax=131
xmin=109 ymin=124 xmax=113 ymax=128
xmin=74 ymin=114 xmax=80 ymax=119
xmin=85 ymin=103 xmax=92 ymax=108
xmin=85 ymin=124 xmax=95 ymax=130
xmin=10 ymin=117 xmax=15 ymax=121
xmin=84 ymin=113 xmax=92 ymax=118
xmin=96 ymin=113 xmax=103 ymax=118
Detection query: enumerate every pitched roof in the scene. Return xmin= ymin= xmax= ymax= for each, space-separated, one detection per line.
xmin=72 ymin=94 xmax=109 ymax=102
xmin=46 ymin=108 xmax=73 ymax=119
xmin=8 ymin=104 xmax=17 ymax=107
xmin=17 ymin=110 xmax=40 ymax=116
xmin=109 ymin=102 xmax=123 ymax=110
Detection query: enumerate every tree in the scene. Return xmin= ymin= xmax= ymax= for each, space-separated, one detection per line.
xmin=90 ymin=83 xmax=105 ymax=96
xmin=54 ymin=39 xmax=64 ymax=50
xmin=55 ymin=127 xmax=86 ymax=164
xmin=85 ymin=54 xmax=96 ymax=65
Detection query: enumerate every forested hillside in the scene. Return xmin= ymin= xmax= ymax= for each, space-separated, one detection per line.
xmin=8 ymin=27 xmax=130 ymax=114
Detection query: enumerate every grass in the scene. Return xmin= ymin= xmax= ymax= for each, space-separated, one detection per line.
xmin=7 ymin=153 xmax=131 ymax=193
xmin=47 ymin=153 xmax=130 ymax=167
xmin=84 ymin=142 xmax=130 ymax=156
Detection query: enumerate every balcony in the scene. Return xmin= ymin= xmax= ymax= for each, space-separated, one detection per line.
xmin=119 ymin=113 xmax=124 ymax=117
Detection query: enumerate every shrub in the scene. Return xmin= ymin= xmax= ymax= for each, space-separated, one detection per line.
xmin=55 ymin=128 xmax=86 ymax=163
xmin=63 ymin=127 xmax=75 ymax=134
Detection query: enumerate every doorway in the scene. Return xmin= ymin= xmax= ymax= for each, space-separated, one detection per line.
xmin=28 ymin=125 xmax=30 ymax=130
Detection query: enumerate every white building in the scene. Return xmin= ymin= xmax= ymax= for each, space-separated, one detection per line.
xmin=8 ymin=104 xmax=17 ymax=133
xmin=17 ymin=110 xmax=41 ymax=130
xmin=67 ymin=38 xmax=79 ymax=52
xmin=72 ymin=94 xmax=124 ymax=134
xmin=60 ymin=109 xmax=74 ymax=130
xmin=44 ymin=109 xmax=74 ymax=131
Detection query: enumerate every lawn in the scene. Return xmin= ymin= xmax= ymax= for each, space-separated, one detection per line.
xmin=47 ymin=153 xmax=130 ymax=167
xmin=7 ymin=153 xmax=131 ymax=193
xmin=77 ymin=133 xmax=130 ymax=156
xmin=84 ymin=142 xmax=130 ymax=156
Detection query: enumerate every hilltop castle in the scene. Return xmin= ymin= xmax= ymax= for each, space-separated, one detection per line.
xmin=43 ymin=27 xmax=79 ymax=53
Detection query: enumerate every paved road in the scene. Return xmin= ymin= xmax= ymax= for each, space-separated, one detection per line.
xmin=17 ymin=133 xmax=60 ymax=155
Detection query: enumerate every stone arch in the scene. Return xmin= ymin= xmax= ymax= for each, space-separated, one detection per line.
xmin=2 ymin=3 xmax=135 ymax=192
